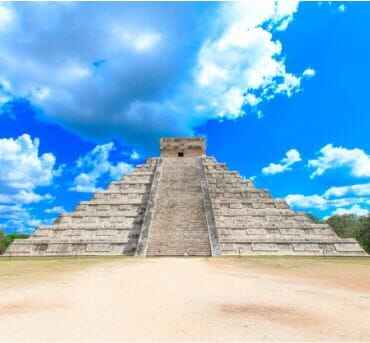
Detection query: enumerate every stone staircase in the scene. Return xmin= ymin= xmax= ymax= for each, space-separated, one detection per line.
xmin=146 ymin=157 xmax=211 ymax=256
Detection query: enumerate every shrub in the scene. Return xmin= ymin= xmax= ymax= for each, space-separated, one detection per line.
xmin=0 ymin=230 xmax=29 ymax=254
xmin=0 ymin=230 xmax=6 ymax=254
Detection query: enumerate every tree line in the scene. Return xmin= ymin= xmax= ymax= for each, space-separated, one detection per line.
xmin=327 ymin=214 xmax=370 ymax=253
xmin=306 ymin=213 xmax=370 ymax=253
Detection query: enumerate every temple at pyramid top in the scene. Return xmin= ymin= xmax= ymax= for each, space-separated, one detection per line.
xmin=5 ymin=136 xmax=366 ymax=257
xmin=160 ymin=137 xmax=206 ymax=157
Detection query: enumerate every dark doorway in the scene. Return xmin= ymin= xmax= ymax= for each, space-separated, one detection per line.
xmin=178 ymin=152 xmax=184 ymax=157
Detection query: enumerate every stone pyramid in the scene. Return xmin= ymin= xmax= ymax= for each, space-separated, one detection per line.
xmin=5 ymin=137 xmax=366 ymax=256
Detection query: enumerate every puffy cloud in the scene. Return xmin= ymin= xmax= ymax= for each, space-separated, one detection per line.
xmin=0 ymin=134 xmax=56 ymax=202
xmin=302 ymin=68 xmax=316 ymax=78
xmin=286 ymin=182 xmax=370 ymax=218
xmin=0 ymin=2 xmax=310 ymax=149
xmin=285 ymin=193 xmax=366 ymax=210
xmin=0 ymin=134 xmax=58 ymax=233
xmin=298 ymin=146 xmax=370 ymax=217
xmin=71 ymin=142 xmax=132 ymax=193
xmin=130 ymin=150 xmax=140 ymax=160
xmin=338 ymin=4 xmax=346 ymax=13
xmin=285 ymin=194 xmax=328 ymax=210
xmin=194 ymin=1 xmax=306 ymax=119
xmin=45 ymin=206 xmax=65 ymax=215
xmin=324 ymin=183 xmax=370 ymax=198
xmin=0 ymin=204 xmax=42 ymax=233
xmin=0 ymin=3 xmax=209 ymax=149
xmin=262 ymin=149 xmax=301 ymax=175
xmin=308 ymin=144 xmax=370 ymax=178
xmin=0 ymin=191 xmax=52 ymax=205
xmin=332 ymin=205 xmax=368 ymax=217
xmin=113 ymin=26 xmax=162 ymax=53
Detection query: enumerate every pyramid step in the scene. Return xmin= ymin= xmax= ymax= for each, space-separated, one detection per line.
xmin=4 ymin=138 xmax=366 ymax=257
xmin=4 ymin=157 xmax=159 ymax=256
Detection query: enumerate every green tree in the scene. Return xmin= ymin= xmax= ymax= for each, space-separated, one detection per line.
xmin=0 ymin=230 xmax=6 ymax=254
xmin=326 ymin=214 xmax=370 ymax=254
xmin=0 ymin=230 xmax=29 ymax=255
xmin=326 ymin=214 xmax=362 ymax=238
xmin=357 ymin=216 xmax=370 ymax=253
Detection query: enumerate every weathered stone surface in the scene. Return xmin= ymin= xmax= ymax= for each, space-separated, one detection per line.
xmin=202 ymin=154 xmax=366 ymax=256
xmin=160 ymin=137 xmax=205 ymax=157
xmin=5 ymin=137 xmax=366 ymax=256
xmin=5 ymin=159 xmax=159 ymax=256
xmin=145 ymin=156 xmax=211 ymax=256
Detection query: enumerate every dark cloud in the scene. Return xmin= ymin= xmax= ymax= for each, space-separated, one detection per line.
xmin=0 ymin=2 xmax=217 ymax=150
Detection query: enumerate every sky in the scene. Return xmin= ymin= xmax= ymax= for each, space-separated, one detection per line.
xmin=0 ymin=1 xmax=370 ymax=234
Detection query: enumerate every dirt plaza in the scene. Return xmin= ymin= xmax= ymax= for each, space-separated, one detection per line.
xmin=0 ymin=256 xmax=370 ymax=342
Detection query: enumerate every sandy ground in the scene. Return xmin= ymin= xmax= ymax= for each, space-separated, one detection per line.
xmin=0 ymin=256 xmax=370 ymax=342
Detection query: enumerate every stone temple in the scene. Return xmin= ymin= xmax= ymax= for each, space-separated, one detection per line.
xmin=5 ymin=137 xmax=366 ymax=256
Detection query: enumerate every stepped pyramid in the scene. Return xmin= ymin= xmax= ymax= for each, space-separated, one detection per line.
xmin=5 ymin=137 xmax=366 ymax=256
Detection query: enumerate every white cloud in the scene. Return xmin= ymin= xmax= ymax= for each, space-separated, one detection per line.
xmin=0 ymin=4 xmax=15 ymax=32
xmin=45 ymin=206 xmax=65 ymax=215
xmin=244 ymin=93 xmax=261 ymax=107
xmin=285 ymin=193 xmax=367 ymax=211
xmin=0 ymin=204 xmax=43 ymax=233
xmin=132 ymin=33 xmax=161 ymax=52
xmin=72 ymin=173 xmax=98 ymax=193
xmin=0 ymin=78 xmax=12 ymax=93
xmin=262 ymin=148 xmax=301 ymax=175
xmin=130 ymin=150 xmax=140 ymax=160
xmin=338 ymin=4 xmax=346 ymax=13
xmin=275 ymin=73 xmax=301 ymax=97
xmin=71 ymin=142 xmax=133 ymax=193
xmin=32 ymin=86 xmax=51 ymax=102
xmin=0 ymin=134 xmax=56 ymax=200
xmin=285 ymin=194 xmax=328 ymax=210
xmin=332 ymin=205 xmax=368 ymax=217
xmin=293 ymin=146 xmax=370 ymax=217
xmin=249 ymin=176 xmax=257 ymax=182
xmin=324 ymin=183 xmax=370 ymax=198
xmin=0 ymin=134 xmax=58 ymax=233
xmin=194 ymin=1 xmax=306 ymax=119
xmin=27 ymin=218 xmax=42 ymax=228
xmin=302 ymin=68 xmax=316 ymax=78
xmin=0 ymin=78 xmax=13 ymax=105
xmin=0 ymin=191 xmax=52 ymax=205
xmin=112 ymin=24 xmax=162 ymax=53
xmin=308 ymin=144 xmax=370 ymax=178
xmin=58 ymin=63 xmax=92 ymax=83
xmin=0 ymin=2 xmax=310 ymax=150
xmin=286 ymin=181 xmax=370 ymax=218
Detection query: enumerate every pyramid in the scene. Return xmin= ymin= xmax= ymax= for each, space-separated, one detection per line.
xmin=5 ymin=137 xmax=366 ymax=256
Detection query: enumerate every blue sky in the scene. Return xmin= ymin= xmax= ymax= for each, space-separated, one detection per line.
xmin=0 ymin=1 xmax=369 ymax=234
